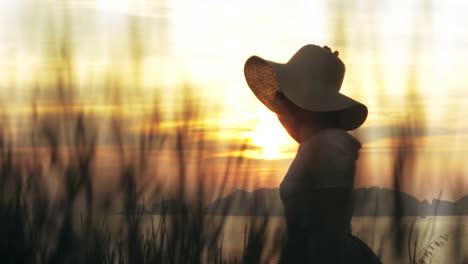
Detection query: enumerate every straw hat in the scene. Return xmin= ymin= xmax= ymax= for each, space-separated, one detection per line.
xmin=244 ymin=44 xmax=367 ymax=131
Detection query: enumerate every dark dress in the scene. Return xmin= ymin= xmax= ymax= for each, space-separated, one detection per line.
xmin=279 ymin=129 xmax=381 ymax=263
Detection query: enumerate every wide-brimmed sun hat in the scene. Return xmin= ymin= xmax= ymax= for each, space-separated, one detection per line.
xmin=244 ymin=44 xmax=367 ymax=131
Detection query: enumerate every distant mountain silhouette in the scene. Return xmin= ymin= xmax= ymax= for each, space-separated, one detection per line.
xmin=150 ymin=198 xmax=189 ymax=214
xmin=204 ymin=187 xmax=468 ymax=216
xmin=353 ymin=187 xmax=421 ymax=216
xmin=455 ymin=195 xmax=468 ymax=215
xmin=352 ymin=187 xmax=461 ymax=216
xmin=149 ymin=187 xmax=468 ymax=216
xmin=205 ymin=188 xmax=283 ymax=216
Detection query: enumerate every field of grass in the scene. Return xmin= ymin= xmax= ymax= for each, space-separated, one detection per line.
xmin=0 ymin=89 xmax=466 ymax=263
xmin=1 ymin=1 xmax=467 ymax=263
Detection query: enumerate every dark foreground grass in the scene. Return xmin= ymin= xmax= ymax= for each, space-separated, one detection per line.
xmin=0 ymin=84 xmax=287 ymax=263
xmin=1 ymin=2 xmax=466 ymax=262
xmin=1 ymin=101 xmax=466 ymax=264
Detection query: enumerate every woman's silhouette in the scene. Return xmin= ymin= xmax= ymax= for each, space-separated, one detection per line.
xmin=244 ymin=45 xmax=381 ymax=263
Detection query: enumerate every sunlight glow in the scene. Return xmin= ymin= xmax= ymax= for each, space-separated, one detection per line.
xmin=247 ymin=108 xmax=296 ymax=160
xmin=96 ymin=0 xmax=130 ymax=13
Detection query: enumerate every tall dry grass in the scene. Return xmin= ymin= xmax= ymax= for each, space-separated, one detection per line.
xmin=1 ymin=0 xmax=467 ymax=263
xmin=0 ymin=3 xmax=278 ymax=263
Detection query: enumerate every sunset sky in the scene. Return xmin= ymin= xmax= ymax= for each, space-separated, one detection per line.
xmin=0 ymin=0 xmax=468 ymax=200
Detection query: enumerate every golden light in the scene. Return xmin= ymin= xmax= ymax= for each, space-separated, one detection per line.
xmin=95 ymin=0 xmax=130 ymax=13
xmin=246 ymin=108 xmax=296 ymax=160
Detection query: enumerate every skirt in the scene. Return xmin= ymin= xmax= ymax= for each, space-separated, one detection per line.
xmin=279 ymin=232 xmax=382 ymax=264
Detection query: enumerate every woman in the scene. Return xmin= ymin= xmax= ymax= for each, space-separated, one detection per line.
xmin=244 ymin=45 xmax=381 ymax=263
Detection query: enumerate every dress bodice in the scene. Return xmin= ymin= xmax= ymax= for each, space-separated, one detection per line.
xmin=279 ymin=129 xmax=364 ymax=263
xmin=280 ymin=128 xmax=361 ymax=194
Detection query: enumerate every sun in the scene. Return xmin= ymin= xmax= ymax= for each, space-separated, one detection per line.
xmin=247 ymin=108 xmax=296 ymax=160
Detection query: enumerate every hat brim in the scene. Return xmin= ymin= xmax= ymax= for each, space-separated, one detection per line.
xmin=244 ymin=55 xmax=368 ymax=131
xmin=244 ymin=56 xmax=289 ymax=114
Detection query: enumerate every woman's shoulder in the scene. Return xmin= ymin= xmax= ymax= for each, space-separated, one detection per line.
xmin=301 ymin=129 xmax=361 ymax=188
xmin=300 ymin=129 xmax=361 ymax=158
xmin=282 ymin=129 xmax=362 ymax=190
xmin=316 ymin=129 xmax=360 ymax=146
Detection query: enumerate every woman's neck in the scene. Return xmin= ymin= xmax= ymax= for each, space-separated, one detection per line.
xmin=299 ymin=122 xmax=334 ymax=142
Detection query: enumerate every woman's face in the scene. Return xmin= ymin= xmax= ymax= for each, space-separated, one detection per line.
xmin=275 ymin=91 xmax=337 ymax=142
xmin=277 ymin=110 xmax=337 ymax=143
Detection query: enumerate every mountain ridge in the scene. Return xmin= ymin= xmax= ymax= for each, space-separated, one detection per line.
xmin=148 ymin=187 xmax=468 ymax=216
